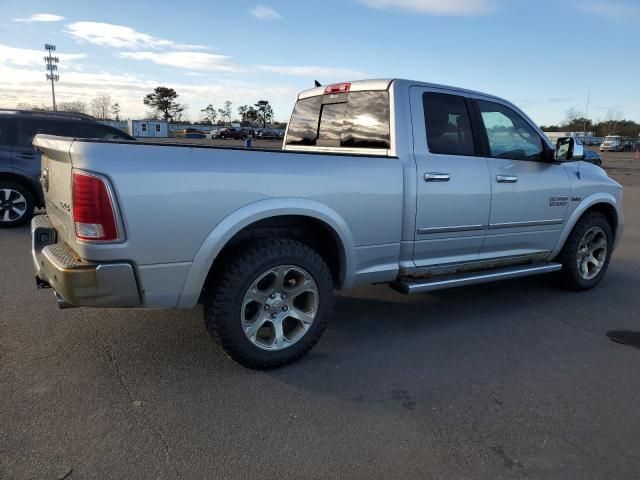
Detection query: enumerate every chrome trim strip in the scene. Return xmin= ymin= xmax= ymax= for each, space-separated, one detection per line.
xmin=489 ymin=219 xmax=564 ymax=230
xmin=417 ymin=224 xmax=486 ymax=235
xmin=396 ymin=263 xmax=562 ymax=294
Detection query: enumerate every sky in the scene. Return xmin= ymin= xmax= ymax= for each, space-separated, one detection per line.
xmin=0 ymin=0 xmax=638 ymax=124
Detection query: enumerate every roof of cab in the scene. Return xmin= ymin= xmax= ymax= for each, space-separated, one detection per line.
xmin=297 ymin=78 xmax=505 ymax=103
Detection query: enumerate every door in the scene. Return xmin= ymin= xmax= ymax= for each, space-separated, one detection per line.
xmin=411 ymin=87 xmax=491 ymax=267
xmin=0 ymin=118 xmax=17 ymax=172
xmin=474 ymin=99 xmax=570 ymax=259
xmin=13 ymin=118 xmax=70 ymax=181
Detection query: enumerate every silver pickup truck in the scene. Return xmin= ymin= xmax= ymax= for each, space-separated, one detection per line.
xmin=31 ymin=79 xmax=623 ymax=369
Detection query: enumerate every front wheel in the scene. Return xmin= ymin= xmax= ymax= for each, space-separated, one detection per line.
xmin=556 ymin=212 xmax=613 ymax=290
xmin=0 ymin=181 xmax=35 ymax=228
xmin=203 ymin=238 xmax=334 ymax=369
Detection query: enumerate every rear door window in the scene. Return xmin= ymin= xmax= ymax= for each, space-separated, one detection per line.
xmin=423 ymin=92 xmax=475 ymax=156
xmin=70 ymin=122 xmax=131 ymax=140
xmin=286 ymin=91 xmax=390 ymax=150
xmin=0 ymin=118 xmax=18 ymax=146
xmin=18 ymin=119 xmax=71 ymax=148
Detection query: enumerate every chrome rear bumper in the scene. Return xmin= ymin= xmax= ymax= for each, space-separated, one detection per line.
xmin=32 ymin=215 xmax=141 ymax=308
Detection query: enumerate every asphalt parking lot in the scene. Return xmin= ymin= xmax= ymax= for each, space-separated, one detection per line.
xmin=1 ymin=150 xmax=640 ymax=479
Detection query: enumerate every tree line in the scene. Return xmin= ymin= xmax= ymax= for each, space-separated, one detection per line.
xmin=15 ymin=86 xmax=278 ymax=127
xmin=541 ymin=107 xmax=640 ymax=137
xmin=143 ymin=86 xmax=275 ymax=127
xmin=16 ymin=93 xmax=122 ymax=121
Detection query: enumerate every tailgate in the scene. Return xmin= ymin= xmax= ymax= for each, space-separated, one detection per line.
xmin=32 ymin=135 xmax=76 ymax=244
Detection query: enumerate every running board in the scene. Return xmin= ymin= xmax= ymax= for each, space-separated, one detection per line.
xmin=392 ymin=263 xmax=562 ymax=294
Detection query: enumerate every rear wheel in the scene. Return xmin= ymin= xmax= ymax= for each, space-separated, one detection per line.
xmin=0 ymin=181 xmax=34 ymax=228
xmin=556 ymin=212 xmax=613 ymax=290
xmin=203 ymin=238 xmax=334 ymax=369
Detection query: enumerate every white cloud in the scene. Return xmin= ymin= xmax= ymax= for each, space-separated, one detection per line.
xmin=120 ymin=51 xmax=243 ymax=73
xmin=13 ymin=13 xmax=65 ymax=22
xmin=258 ymin=65 xmax=365 ymax=78
xmin=0 ymin=44 xmax=85 ymax=67
xmin=358 ymin=0 xmax=492 ymax=15
xmin=116 ymin=46 xmax=362 ymax=78
xmin=250 ymin=5 xmax=283 ymax=20
xmin=578 ymin=2 xmax=640 ymax=18
xmin=0 ymin=63 xmax=299 ymax=121
xmin=65 ymin=22 xmax=206 ymax=50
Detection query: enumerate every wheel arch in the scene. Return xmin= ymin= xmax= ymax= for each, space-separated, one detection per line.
xmin=177 ymin=198 xmax=357 ymax=308
xmin=0 ymin=172 xmax=41 ymax=205
xmin=551 ymin=193 xmax=622 ymax=258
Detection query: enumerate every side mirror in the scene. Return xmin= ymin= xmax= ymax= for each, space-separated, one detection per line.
xmin=555 ymin=137 xmax=584 ymax=161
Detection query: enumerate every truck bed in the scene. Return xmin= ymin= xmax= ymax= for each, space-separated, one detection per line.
xmin=33 ymin=135 xmax=406 ymax=307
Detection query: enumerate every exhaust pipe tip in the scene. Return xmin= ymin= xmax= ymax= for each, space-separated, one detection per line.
xmin=54 ymin=291 xmax=75 ymax=309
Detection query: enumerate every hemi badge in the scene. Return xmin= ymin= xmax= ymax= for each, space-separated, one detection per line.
xmin=571 ymin=196 xmax=582 ymax=202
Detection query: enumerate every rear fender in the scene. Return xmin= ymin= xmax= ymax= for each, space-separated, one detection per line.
xmin=177 ymin=198 xmax=357 ymax=308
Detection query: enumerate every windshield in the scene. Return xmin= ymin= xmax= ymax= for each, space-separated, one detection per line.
xmin=286 ymin=91 xmax=391 ymax=150
xmin=604 ymin=136 xmax=620 ymax=141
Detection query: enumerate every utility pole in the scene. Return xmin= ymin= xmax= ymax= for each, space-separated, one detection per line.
xmin=583 ymin=87 xmax=591 ymax=141
xmin=43 ymin=44 xmax=59 ymax=111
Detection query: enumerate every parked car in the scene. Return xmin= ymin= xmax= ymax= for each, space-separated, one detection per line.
xmin=583 ymin=150 xmax=603 ymax=166
xmin=0 ymin=109 xmax=134 ymax=227
xmin=258 ymin=129 xmax=284 ymax=139
xmin=216 ymin=128 xmax=248 ymax=140
xmin=31 ymin=79 xmax=623 ymax=369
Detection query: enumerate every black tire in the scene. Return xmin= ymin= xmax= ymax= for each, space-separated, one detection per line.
xmin=556 ymin=212 xmax=613 ymax=291
xmin=203 ymin=238 xmax=334 ymax=369
xmin=0 ymin=180 xmax=35 ymax=228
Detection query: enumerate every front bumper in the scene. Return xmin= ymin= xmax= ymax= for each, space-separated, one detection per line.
xmin=32 ymin=215 xmax=141 ymax=308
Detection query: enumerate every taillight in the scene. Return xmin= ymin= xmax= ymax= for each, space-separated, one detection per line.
xmin=324 ymin=82 xmax=351 ymax=94
xmin=72 ymin=171 xmax=119 ymax=241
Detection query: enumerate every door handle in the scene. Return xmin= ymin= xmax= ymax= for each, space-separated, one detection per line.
xmin=17 ymin=153 xmax=35 ymax=159
xmin=424 ymin=172 xmax=450 ymax=182
xmin=496 ymin=175 xmax=518 ymax=183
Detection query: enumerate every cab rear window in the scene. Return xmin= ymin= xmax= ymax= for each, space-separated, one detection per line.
xmin=286 ymin=91 xmax=390 ymax=149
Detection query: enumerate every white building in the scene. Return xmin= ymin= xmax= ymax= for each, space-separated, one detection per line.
xmin=128 ymin=120 xmax=168 ymax=138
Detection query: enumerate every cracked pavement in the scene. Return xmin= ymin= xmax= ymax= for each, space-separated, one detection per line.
xmin=1 ymin=176 xmax=639 ymax=479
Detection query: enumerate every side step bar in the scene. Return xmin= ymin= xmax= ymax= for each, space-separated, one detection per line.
xmin=392 ymin=263 xmax=562 ymax=294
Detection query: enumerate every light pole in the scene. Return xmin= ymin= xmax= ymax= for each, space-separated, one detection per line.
xmin=44 ymin=44 xmax=59 ymax=111
xmin=583 ymin=87 xmax=591 ymax=142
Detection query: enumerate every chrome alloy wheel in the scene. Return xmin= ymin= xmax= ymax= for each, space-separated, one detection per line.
xmin=577 ymin=226 xmax=608 ymax=281
xmin=241 ymin=265 xmax=319 ymax=351
xmin=0 ymin=188 xmax=27 ymax=223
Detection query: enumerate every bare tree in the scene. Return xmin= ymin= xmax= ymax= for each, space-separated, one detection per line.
xmin=564 ymin=107 xmax=582 ymax=125
xmin=58 ymin=101 xmax=88 ymax=114
xmin=602 ymin=108 xmax=623 ymax=135
xmin=91 ymin=93 xmax=112 ymax=120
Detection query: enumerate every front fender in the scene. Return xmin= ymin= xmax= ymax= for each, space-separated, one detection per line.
xmin=177 ymin=198 xmax=357 ymax=309
xmin=550 ymin=192 xmax=623 ymax=258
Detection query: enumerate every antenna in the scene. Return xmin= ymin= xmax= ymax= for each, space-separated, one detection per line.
xmin=44 ymin=44 xmax=59 ymax=111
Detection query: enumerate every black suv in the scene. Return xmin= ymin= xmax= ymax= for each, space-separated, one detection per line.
xmin=0 ymin=110 xmax=134 ymax=227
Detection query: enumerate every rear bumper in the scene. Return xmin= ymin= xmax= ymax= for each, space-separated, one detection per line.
xmin=31 ymin=215 xmax=141 ymax=308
